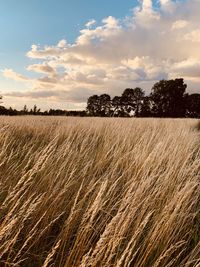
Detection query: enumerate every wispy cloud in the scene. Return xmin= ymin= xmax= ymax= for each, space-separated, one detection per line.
xmin=85 ymin=19 xmax=96 ymax=28
xmin=3 ymin=69 xmax=30 ymax=82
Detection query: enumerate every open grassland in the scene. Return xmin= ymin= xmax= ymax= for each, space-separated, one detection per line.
xmin=0 ymin=117 xmax=200 ymax=267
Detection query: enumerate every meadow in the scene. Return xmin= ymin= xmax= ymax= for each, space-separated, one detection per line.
xmin=0 ymin=116 xmax=199 ymax=267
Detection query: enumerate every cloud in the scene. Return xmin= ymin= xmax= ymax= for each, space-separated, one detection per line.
xmin=57 ymin=39 xmax=68 ymax=48
xmin=2 ymin=0 xmax=200 ymax=108
xmin=171 ymin=20 xmax=188 ymax=30
xmin=5 ymin=87 xmax=98 ymax=103
xmin=27 ymin=63 xmax=56 ymax=75
xmin=2 ymin=69 xmax=30 ymax=82
xmin=85 ymin=19 xmax=96 ymax=28
xmin=172 ymin=59 xmax=200 ymax=82
xmin=102 ymin=16 xmax=119 ymax=28
xmin=184 ymin=29 xmax=200 ymax=43
xmin=159 ymin=0 xmax=175 ymax=11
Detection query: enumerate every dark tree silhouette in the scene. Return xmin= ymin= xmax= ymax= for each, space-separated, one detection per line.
xmin=0 ymin=96 xmax=7 ymax=115
xmin=112 ymin=96 xmax=126 ymax=117
xmin=185 ymin=94 xmax=200 ymax=118
xmin=99 ymin=94 xmax=111 ymax=116
xmin=86 ymin=94 xmax=111 ymax=116
xmin=33 ymin=104 xmax=41 ymax=115
xmin=86 ymin=95 xmax=101 ymax=116
xmin=121 ymin=88 xmax=145 ymax=116
xmin=8 ymin=107 xmax=18 ymax=116
xmin=0 ymin=106 xmax=8 ymax=115
xmin=139 ymin=96 xmax=152 ymax=117
xmin=23 ymin=105 xmax=28 ymax=115
xmin=150 ymin=79 xmax=187 ymax=117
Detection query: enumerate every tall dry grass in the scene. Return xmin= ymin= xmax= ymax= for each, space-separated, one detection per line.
xmin=0 ymin=116 xmax=199 ymax=267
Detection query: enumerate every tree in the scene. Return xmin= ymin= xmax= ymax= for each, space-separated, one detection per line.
xmin=112 ymin=96 xmax=126 ymax=117
xmin=139 ymin=96 xmax=152 ymax=117
xmin=99 ymin=94 xmax=111 ymax=116
xmin=150 ymin=78 xmax=187 ymax=117
xmin=0 ymin=96 xmax=7 ymax=115
xmin=23 ymin=105 xmax=28 ymax=115
xmin=0 ymin=95 xmax=3 ymax=104
xmin=0 ymin=106 xmax=8 ymax=115
xmin=185 ymin=94 xmax=200 ymax=118
xmin=86 ymin=95 xmax=101 ymax=116
xmin=8 ymin=107 xmax=18 ymax=116
xmin=121 ymin=88 xmax=145 ymax=116
xmin=33 ymin=104 xmax=41 ymax=115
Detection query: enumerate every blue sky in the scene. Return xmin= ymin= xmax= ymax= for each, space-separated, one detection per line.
xmin=1 ymin=0 xmax=200 ymax=110
xmin=0 ymin=0 xmax=135 ymax=72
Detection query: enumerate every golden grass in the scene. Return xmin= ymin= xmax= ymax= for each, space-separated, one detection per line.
xmin=0 ymin=116 xmax=199 ymax=267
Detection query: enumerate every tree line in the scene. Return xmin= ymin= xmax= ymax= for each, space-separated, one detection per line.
xmin=0 ymin=78 xmax=200 ymax=117
xmin=86 ymin=79 xmax=200 ymax=118
xmin=0 ymin=103 xmax=86 ymax=116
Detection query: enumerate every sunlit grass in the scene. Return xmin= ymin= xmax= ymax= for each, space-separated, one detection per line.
xmin=0 ymin=116 xmax=199 ymax=267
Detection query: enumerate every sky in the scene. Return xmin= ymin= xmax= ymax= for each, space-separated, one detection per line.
xmin=1 ymin=0 xmax=200 ymax=110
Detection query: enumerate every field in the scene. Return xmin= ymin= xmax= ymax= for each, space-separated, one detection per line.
xmin=0 ymin=117 xmax=199 ymax=267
